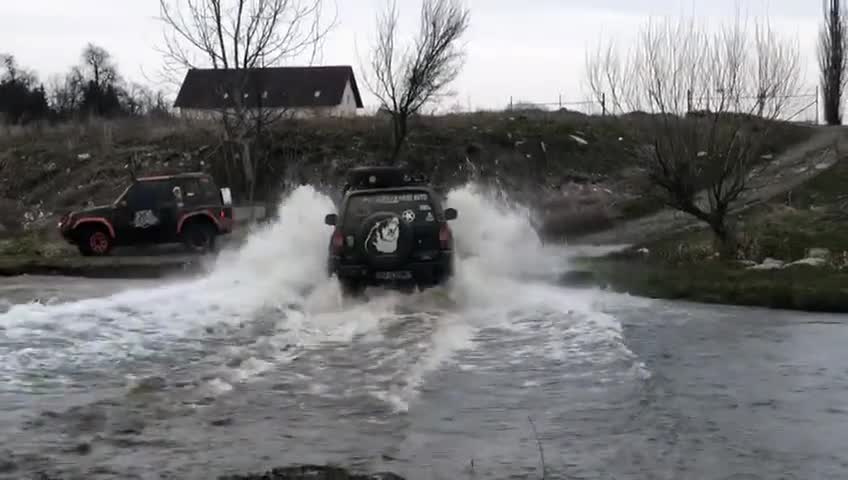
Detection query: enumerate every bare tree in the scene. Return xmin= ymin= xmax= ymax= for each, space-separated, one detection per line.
xmin=754 ymin=21 xmax=802 ymax=118
xmin=46 ymin=68 xmax=85 ymax=118
xmin=0 ymin=54 xmax=38 ymax=87
xmin=121 ymin=83 xmax=171 ymax=117
xmin=157 ymin=0 xmax=336 ymax=204
xmin=584 ymin=38 xmax=629 ymax=115
xmin=81 ymin=44 xmax=120 ymax=89
xmin=819 ymin=0 xmax=848 ymax=125
xmin=586 ymin=15 xmax=802 ymax=255
xmin=364 ymin=0 xmax=470 ymax=162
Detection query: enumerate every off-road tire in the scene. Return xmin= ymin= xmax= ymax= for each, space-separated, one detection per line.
xmin=76 ymin=226 xmax=113 ymax=257
xmin=182 ymin=222 xmax=217 ymax=254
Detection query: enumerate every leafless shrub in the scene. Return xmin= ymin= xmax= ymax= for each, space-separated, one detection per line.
xmin=585 ymin=14 xmax=802 ymax=255
xmin=363 ymin=0 xmax=470 ymax=162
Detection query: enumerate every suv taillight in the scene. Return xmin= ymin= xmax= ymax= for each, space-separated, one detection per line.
xmin=439 ymin=224 xmax=452 ymax=250
xmin=331 ymin=229 xmax=345 ymax=254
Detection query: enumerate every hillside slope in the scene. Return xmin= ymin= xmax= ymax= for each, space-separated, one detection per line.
xmin=0 ymin=113 xmax=817 ymax=240
xmin=572 ymin=126 xmax=843 ymax=246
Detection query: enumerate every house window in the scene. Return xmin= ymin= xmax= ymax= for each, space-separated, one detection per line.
xmin=314 ymin=90 xmax=321 ymax=98
xmin=262 ymin=91 xmax=269 ymax=99
xmin=223 ymin=92 xmax=229 ymax=99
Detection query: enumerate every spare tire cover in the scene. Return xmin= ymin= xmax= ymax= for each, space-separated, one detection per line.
xmin=358 ymin=211 xmax=414 ymax=269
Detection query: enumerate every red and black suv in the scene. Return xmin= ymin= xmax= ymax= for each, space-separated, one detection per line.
xmin=325 ymin=167 xmax=458 ymax=295
xmin=58 ymin=172 xmax=234 ymax=256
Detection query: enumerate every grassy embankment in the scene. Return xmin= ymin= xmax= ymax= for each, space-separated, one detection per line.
xmin=584 ymin=148 xmax=848 ymax=312
xmin=0 ymin=112 xmax=816 ymax=277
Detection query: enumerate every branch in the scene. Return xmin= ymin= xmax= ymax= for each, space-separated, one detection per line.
xmin=364 ymin=0 xmax=469 ymax=117
xmin=527 ymin=416 xmax=546 ymax=480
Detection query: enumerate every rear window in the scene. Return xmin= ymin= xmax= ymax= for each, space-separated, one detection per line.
xmin=343 ymin=191 xmax=438 ymax=228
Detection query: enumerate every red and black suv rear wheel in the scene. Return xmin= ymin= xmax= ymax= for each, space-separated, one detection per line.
xmin=181 ymin=221 xmax=218 ymax=253
xmin=76 ymin=226 xmax=113 ymax=256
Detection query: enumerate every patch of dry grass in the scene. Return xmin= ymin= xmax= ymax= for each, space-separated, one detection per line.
xmin=588 ymin=256 xmax=848 ymax=313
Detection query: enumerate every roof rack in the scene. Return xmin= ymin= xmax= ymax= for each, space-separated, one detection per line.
xmin=343 ymin=166 xmax=430 ymax=191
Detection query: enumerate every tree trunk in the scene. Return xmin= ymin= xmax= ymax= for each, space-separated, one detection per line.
xmin=824 ymin=0 xmax=845 ymax=125
xmin=710 ymin=217 xmax=738 ymax=260
xmin=391 ymin=113 xmax=408 ymax=163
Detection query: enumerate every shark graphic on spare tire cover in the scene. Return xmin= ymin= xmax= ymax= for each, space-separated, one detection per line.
xmin=367 ymin=215 xmax=401 ymax=253
xmin=360 ymin=212 xmax=413 ymax=269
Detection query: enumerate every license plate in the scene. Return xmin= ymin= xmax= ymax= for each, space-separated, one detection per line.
xmin=375 ymin=271 xmax=412 ymax=280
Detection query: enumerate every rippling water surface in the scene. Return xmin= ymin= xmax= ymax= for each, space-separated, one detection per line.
xmin=1 ymin=185 xmax=847 ymax=480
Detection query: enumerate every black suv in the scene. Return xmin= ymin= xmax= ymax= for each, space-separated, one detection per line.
xmin=58 ymin=172 xmax=234 ymax=256
xmin=325 ymin=167 xmax=458 ymax=295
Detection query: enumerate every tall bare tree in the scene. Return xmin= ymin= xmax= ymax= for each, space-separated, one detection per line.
xmin=81 ymin=44 xmax=120 ymax=90
xmin=586 ymin=15 xmax=802 ymax=255
xmin=754 ymin=21 xmax=802 ymax=118
xmin=364 ymin=0 xmax=470 ymax=162
xmin=158 ymin=0 xmax=336 ymax=204
xmin=820 ymin=0 xmax=848 ymax=125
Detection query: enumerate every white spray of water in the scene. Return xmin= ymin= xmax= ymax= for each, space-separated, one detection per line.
xmin=0 ymin=183 xmax=641 ymax=410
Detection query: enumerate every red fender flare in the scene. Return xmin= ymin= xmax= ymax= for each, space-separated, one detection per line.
xmin=177 ymin=211 xmax=221 ymax=234
xmin=72 ymin=217 xmax=116 ymax=238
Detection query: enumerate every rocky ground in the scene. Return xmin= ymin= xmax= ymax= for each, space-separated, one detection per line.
xmin=219 ymin=466 xmax=405 ymax=480
xmin=28 ymin=465 xmax=405 ymax=480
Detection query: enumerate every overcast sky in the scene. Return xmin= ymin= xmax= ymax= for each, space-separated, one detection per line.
xmin=0 ymin=0 xmax=822 ymax=112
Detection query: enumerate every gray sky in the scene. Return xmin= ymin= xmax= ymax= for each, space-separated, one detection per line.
xmin=0 ymin=0 xmax=822 ymax=112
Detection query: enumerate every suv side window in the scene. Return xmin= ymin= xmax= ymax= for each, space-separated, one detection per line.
xmin=126 ymin=181 xmax=174 ymax=209
xmin=180 ymin=177 xmax=218 ymax=204
xmin=179 ymin=179 xmax=201 ymax=203
xmin=126 ymin=183 xmax=157 ymax=210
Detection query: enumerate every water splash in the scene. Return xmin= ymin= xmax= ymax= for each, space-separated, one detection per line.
xmin=0 ymin=183 xmax=640 ymax=411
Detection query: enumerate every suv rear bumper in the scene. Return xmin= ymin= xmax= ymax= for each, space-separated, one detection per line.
xmin=329 ymin=253 xmax=454 ymax=286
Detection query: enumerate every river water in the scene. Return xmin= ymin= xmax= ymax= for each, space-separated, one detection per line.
xmin=1 ymin=185 xmax=847 ymax=480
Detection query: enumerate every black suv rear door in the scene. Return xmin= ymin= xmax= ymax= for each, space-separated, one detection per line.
xmin=341 ymin=190 xmax=442 ymax=260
